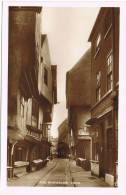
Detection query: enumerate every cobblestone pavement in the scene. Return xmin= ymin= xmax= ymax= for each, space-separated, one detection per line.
xmin=8 ymin=159 xmax=57 ymax=186
xmin=8 ymin=158 xmax=109 ymax=187
xmin=69 ymin=160 xmax=109 ymax=187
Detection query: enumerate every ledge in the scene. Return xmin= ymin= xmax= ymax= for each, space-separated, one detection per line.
xmin=14 ymin=161 xmax=29 ymax=168
xmin=77 ymin=158 xmax=86 ymax=161
xmin=91 ymin=90 xmax=112 ymax=111
xmin=90 ymin=160 xmax=99 ymax=164
xmin=32 ymin=159 xmax=43 ymax=164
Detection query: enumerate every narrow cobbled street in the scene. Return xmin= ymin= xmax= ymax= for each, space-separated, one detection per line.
xmin=8 ymin=159 xmax=108 ymax=187
xmin=6 ymin=6 xmax=119 ymax=188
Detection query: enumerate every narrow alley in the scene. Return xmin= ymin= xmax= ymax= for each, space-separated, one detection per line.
xmin=8 ymin=158 xmax=108 ymax=187
xmin=6 ymin=6 xmax=119 ymax=188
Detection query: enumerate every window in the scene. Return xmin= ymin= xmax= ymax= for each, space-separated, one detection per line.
xmin=96 ymin=34 xmax=101 ymax=48
xmin=96 ymin=71 xmax=101 ymax=86
xmin=107 ymin=52 xmax=113 ymax=91
xmin=94 ymin=34 xmax=101 ymax=58
xmin=20 ymin=97 xmax=24 ymax=117
xmin=96 ymin=71 xmax=101 ymax=102
xmin=32 ymin=98 xmax=38 ymax=118
xmin=41 ymin=57 xmax=43 ymax=63
xmin=32 ymin=98 xmax=39 ymax=128
xmin=96 ymin=88 xmax=101 ymax=102
xmin=20 ymin=103 xmax=24 ymax=118
xmin=15 ymin=147 xmax=23 ymax=161
xmin=20 ymin=96 xmax=24 ymax=128
xmin=42 ymin=123 xmax=48 ymax=138
xmin=44 ymin=68 xmax=48 ymax=85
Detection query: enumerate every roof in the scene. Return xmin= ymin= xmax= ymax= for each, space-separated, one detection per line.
xmin=58 ymin=119 xmax=68 ymax=137
xmin=58 ymin=119 xmax=68 ymax=131
xmin=88 ymin=8 xmax=112 ymax=41
xmin=9 ymin=6 xmax=42 ymax=13
xmin=66 ymin=48 xmax=91 ymax=107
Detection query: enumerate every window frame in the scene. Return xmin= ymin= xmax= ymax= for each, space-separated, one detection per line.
xmin=96 ymin=34 xmax=101 ymax=49
xmin=106 ymin=51 xmax=113 ymax=92
xmin=96 ymin=71 xmax=101 ymax=102
xmin=94 ymin=33 xmax=101 ymax=59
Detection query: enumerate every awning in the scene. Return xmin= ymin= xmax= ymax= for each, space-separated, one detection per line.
xmin=25 ymin=134 xmax=52 ymax=146
xmin=26 ymin=125 xmax=42 ymax=134
xmin=97 ymin=106 xmax=113 ymax=119
xmin=85 ymin=117 xmax=98 ymax=125
xmin=25 ymin=135 xmax=41 ymax=144
xmin=14 ymin=161 xmax=29 ymax=167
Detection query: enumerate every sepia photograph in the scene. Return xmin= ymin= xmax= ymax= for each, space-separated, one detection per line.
xmin=2 ymin=1 xmax=126 ymax=195
xmin=6 ymin=5 xmax=119 ymax=188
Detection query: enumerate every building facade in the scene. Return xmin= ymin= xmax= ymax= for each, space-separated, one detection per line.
xmin=50 ymin=137 xmax=58 ymax=158
xmin=8 ymin=7 xmax=57 ymax=178
xmin=66 ymin=49 xmax=92 ymax=164
xmin=58 ymin=119 xmax=70 ymax=158
xmin=87 ymin=8 xmax=119 ymax=186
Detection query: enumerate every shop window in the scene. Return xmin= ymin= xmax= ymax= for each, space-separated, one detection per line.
xmin=44 ymin=68 xmax=48 ymax=86
xmin=107 ymin=52 xmax=113 ymax=91
xmin=96 ymin=71 xmax=101 ymax=102
xmin=15 ymin=147 xmax=23 ymax=161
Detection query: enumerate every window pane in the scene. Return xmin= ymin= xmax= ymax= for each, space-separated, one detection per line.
xmin=107 ymin=53 xmax=113 ymax=73
xmin=96 ymin=87 xmax=101 ymax=102
xmin=96 ymin=71 xmax=101 ymax=86
xmin=107 ymin=73 xmax=113 ymax=90
xmin=96 ymin=34 xmax=101 ymax=49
